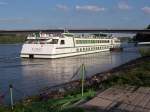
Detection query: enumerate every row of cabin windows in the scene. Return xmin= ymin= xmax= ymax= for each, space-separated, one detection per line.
xmin=26 ymin=39 xmax=65 ymax=45
xmin=49 ymin=39 xmax=65 ymax=44
xmin=76 ymin=40 xmax=110 ymax=44
xmin=77 ymin=46 xmax=110 ymax=52
xmin=115 ymin=40 xmax=120 ymax=43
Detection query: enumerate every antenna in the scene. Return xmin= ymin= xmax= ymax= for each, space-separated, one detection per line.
xmin=64 ymin=28 xmax=69 ymax=33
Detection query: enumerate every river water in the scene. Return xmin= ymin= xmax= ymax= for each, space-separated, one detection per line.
xmin=0 ymin=44 xmax=140 ymax=104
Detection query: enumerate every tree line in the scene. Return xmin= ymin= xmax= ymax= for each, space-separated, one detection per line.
xmin=0 ymin=34 xmax=26 ymax=44
xmin=133 ymin=24 xmax=150 ymax=42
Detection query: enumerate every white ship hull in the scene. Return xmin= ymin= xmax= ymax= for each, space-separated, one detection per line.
xmin=21 ymin=48 xmax=110 ymax=59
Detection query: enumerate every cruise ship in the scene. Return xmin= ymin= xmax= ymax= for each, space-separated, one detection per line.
xmin=20 ymin=32 xmax=121 ymax=59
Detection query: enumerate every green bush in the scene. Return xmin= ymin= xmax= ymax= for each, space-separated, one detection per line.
xmin=139 ymin=47 xmax=150 ymax=56
xmin=103 ymin=60 xmax=150 ymax=87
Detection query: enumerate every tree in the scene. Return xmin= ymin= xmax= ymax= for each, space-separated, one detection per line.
xmin=133 ymin=24 xmax=150 ymax=42
xmin=147 ymin=24 xmax=150 ymax=29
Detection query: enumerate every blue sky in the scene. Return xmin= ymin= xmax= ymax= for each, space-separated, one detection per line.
xmin=0 ymin=0 xmax=150 ymax=29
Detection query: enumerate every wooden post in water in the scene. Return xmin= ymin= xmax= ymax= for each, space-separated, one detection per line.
xmin=9 ymin=84 xmax=14 ymax=110
xmin=80 ymin=64 xmax=85 ymax=97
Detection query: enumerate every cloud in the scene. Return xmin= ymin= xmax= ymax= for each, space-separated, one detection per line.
xmin=0 ymin=1 xmax=7 ymax=5
xmin=75 ymin=5 xmax=106 ymax=12
xmin=0 ymin=18 xmax=32 ymax=24
xmin=56 ymin=4 xmax=68 ymax=11
xmin=118 ymin=2 xmax=131 ymax=10
xmin=142 ymin=6 xmax=150 ymax=14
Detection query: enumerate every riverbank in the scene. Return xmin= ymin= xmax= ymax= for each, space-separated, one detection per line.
xmin=0 ymin=55 xmax=150 ymax=112
xmin=0 ymin=34 xmax=26 ymax=44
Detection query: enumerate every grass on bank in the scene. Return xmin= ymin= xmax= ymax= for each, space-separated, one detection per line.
xmin=0 ymin=89 xmax=95 ymax=112
xmin=102 ymin=58 xmax=150 ymax=88
xmin=105 ymin=48 xmax=150 ymax=87
xmin=139 ymin=47 xmax=150 ymax=56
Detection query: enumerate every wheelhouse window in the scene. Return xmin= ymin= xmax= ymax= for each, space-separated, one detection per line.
xmin=63 ymin=34 xmax=74 ymax=37
xmin=60 ymin=40 xmax=65 ymax=44
xmin=26 ymin=40 xmax=40 ymax=44
xmin=47 ymin=39 xmax=58 ymax=44
xmin=26 ymin=40 xmax=34 ymax=44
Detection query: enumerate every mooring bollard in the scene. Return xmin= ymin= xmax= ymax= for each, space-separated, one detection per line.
xmin=9 ymin=84 xmax=14 ymax=110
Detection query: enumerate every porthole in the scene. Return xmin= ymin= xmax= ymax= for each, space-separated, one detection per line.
xmin=80 ymin=48 xmax=82 ymax=52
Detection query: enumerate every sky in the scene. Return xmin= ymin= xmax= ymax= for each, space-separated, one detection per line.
xmin=0 ymin=0 xmax=150 ymax=29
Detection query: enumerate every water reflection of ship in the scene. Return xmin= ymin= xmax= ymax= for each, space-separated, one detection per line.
xmin=21 ymin=52 xmax=115 ymax=82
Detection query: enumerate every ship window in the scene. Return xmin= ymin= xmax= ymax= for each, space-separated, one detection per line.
xmin=80 ymin=48 xmax=82 ymax=52
xmin=76 ymin=40 xmax=79 ymax=44
xmin=48 ymin=39 xmax=58 ymax=44
xmin=83 ymin=40 xmax=85 ymax=44
xmin=26 ymin=40 xmax=34 ymax=44
xmin=63 ymin=34 xmax=74 ymax=37
xmin=85 ymin=40 xmax=87 ymax=44
xmin=60 ymin=40 xmax=65 ymax=44
xmin=39 ymin=40 xmax=46 ymax=44
xmin=26 ymin=40 xmax=40 ymax=44
xmin=82 ymin=40 xmax=84 ymax=44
